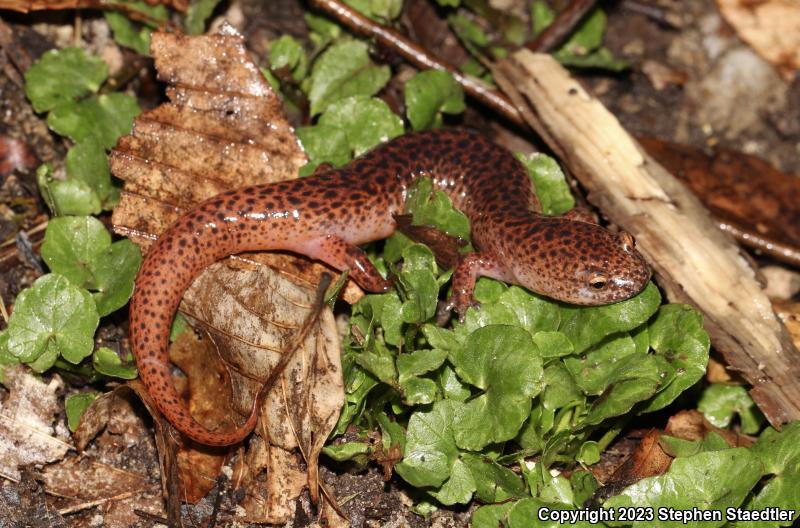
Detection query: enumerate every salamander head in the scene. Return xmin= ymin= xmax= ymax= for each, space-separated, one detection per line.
xmin=511 ymin=219 xmax=651 ymax=306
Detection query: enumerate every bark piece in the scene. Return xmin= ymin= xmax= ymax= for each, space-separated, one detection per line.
xmin=495 ymin=50 xmax=800 ymax=427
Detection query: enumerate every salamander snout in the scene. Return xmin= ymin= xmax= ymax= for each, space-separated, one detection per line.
xmin=575 ymin=229 xmax=650 ymax=304
xmin=510 ymin=220 xmax=651 ymax=306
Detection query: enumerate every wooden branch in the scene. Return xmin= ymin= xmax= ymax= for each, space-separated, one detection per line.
xmin=526 ymin=0 xmax=597 ymax=52
xmin=494 ymin=50 xmax=800 ymax=427
xmin=307 ymin=0 xmax=523 ymax=126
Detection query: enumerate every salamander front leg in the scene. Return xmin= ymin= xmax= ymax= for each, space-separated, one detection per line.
xmin=305 ymin=235 xmax=394 ymax=293
xmin=444 ymin=251 xmax=512 ymax=322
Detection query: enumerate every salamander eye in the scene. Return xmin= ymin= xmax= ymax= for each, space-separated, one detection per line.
xmin=588 ymin=273 xmax=607 ymax=290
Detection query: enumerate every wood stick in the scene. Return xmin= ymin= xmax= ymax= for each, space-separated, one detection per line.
xmin=494 ymin=50 xmax=800 ymax=426
xmin=526 ymin=0 xmax=597 ymax=52
xmin=307 ymin=0 xmax=523 ymax=125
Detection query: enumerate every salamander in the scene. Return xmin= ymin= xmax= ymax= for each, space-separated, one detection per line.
xmin=129 ymin=129 xmax=651 ymax=445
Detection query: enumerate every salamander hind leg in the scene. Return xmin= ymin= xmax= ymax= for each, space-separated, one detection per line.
xmin=305 ymin=235 xmax=394 ymax=293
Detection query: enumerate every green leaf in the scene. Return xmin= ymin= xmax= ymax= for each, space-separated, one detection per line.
xmin=563 ymin=334 xmax=637 ymax=395
xmin=24 ymin=48 xmax=107 ymax=113
xmin=604 ymin=448 xmax=762 ymax=528
xmin=307 ymin=40 xmax=391 ymax=115
xmin=405 ymin=70 xmax=465 ymax=130
xmin=105 ymin=11 xmax=152 ymax=55
xmin=531 ymin=1 xmax=555 ymax=35
xmin=318 ymin=96 xmax=404 ymax=157
xmin=472 ymin=503 xmax=514 ymax=528
xmin=397 ymin=348 xmax=447 ymax=405
xmin=578 ymin=441 xmax=600 ymax=464
xmin=508 ymin=498 xmax=596 ymax=528
xmin=429 ymin=458 xmax=475 ymax=505
xmin=47 ymin=93 xmax=140 ymax=149
xmin=558 ymin=281 xmax=661 ymax=354
xmin=397 ymin=244 xmax=440 ymax=324
xmin=642 ymin=304 xmax=710 ymax=413
xmin=462 ymin=453 xmax=527 ymax=503
xmin=0 ymin=331 xmax=20 ymax=383
xmin=65 ymin=392 xmax=98 ymax=432
xmin=65 ymin=138 xmax=114 ymax=205
xmin=184 ymin=0 xmax=224 ymax=35
xmin=90 ymin=239 xmax=142 ymax=316
xmin=582 ymin=353 xmax=664 ymax=425
xmin=269 ymin=35 xmax=308 ymax=81
xmin=698 ymin=384 xmax=763 ymax=435
xmin=322 ymin=441 xmax=372 ymax=463
xmin=405 ymin=178 xmax=471 ymax=241
xmin=41 ymin=216 xmax=111 ymax=287
xmin=516 ymin=153 xmax=575 ymax=215
xmin=448 ymin=14 xmax=489 ymax=47
xmin=6 ymin=274 xmax=99 ymax=370
xmin=736 ymin=423 xmax=800 ymax=527
xmin=92 ymin=347 xmax=138 ymax=379
xmin=449 ymin=325 xmax=544 ymax=450
xmin=542 ymin=362 xmax=582 ymax=410
xmin=304 ymin=13 xmax=341 ymax=50
xmin=50 ymin=179 xmax=103 ymax=217
xmin=41 ymin=217 xmax=142 ymax=316
xmin=296 ymin=124 xmax=351 ymax=174
xmin=533 ymin=331 xmax=574 ymax=359
xmin=396 ymin=400 xmax=461 ymax=488
xmin=355 ymin=339 xmax=397 ymax=386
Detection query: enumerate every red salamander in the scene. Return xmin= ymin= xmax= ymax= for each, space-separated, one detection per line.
xmin=129 ymin=129 xmax=651 ymax=445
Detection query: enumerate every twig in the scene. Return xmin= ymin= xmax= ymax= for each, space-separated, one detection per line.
xmin=57 ymin=489 xmax=143 ymax=516
xmin=307 ymin=0 xmax=524 ymax=126
xmin=526 ymin=0 xmax=597 ymax=52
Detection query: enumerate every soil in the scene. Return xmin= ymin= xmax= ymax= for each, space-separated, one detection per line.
xmin=0 ymin=0 xmax=797 ymax=526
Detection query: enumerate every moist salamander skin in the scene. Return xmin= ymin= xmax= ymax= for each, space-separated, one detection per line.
xmin=130 ymin=129 xmax=651 ymax=445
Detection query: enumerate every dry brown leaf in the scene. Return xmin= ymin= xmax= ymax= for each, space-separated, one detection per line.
xmin=717 ymin=0 xmax=800 ymax=80
xmin=169 ymin=330 xmax=229 ymax=503
xmin=639 ymin=137 xmax=800 ymax=267
xmin=110 ymin=24 xmax=344 ymax=516
xmin=73 ymin=385 xmax=151 ymax=450
xmin=664 ymin=409 xmax=754 ymax=448
xmin=0 ymin=0 xmax=187 ymax=14
xmin=0 ymin=365 xmax=71 ymax=480
xmin=41 ymin=457 xmax=150 ymax=502
xmin=601 ymin=429 xmax=673 ymax=492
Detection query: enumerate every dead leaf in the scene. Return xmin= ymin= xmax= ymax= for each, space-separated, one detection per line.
xmin=0 ymin=0 xmax=187 ymax=15
xmin=110 ymin=24 xmax=345 ymax=517
xmin=169 ymin=330 xmax=229 ymax=503
xmin=639 ymin=137 xmax=800 ymax=267
xmin=717 ymin=0 xmax=800 ymax=80
xmin=73 ymin=385 xmax=151 ymax=450
xmin=0 ymin=365 xmax=71 ymax=481
xmin=599 ymin=429 xmax=673 ymax=493
xmin=640 ymin=60 xmax=688 ymax=91
xmin=0 ymin=135 xmax=37 ymax=176
xmin=664 ymin=409 xmax=754 ymax=448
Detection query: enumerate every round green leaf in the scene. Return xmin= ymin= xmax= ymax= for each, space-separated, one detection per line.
xmin=41 ymin=216 xmax=111 ymax=287
xmin=307 ymin=40 xmax=390 ymax=116
xmin=396 ymin=400 xmax=461 ymax=488
xmin=642 ymin=304 xmax=710 ymax=413
xmin=91 ymin=239 xmax=142 ymax=316
xmin=47 ymin=93 xmax=140 ymax=149
xmin=450 ymin=325 xmax=544 ymax=450
xmin=92 ymin=347 xmax=138 ymax=379
xmin=405 ymin=70 xmax=465 ymax=131
xmin=318 ymin=96 xmax=403 ymax=157
xmin=6 ymin=274 xmax=99 ymax=369
xmin=24 ymin=48 xmax=108 ymax=113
